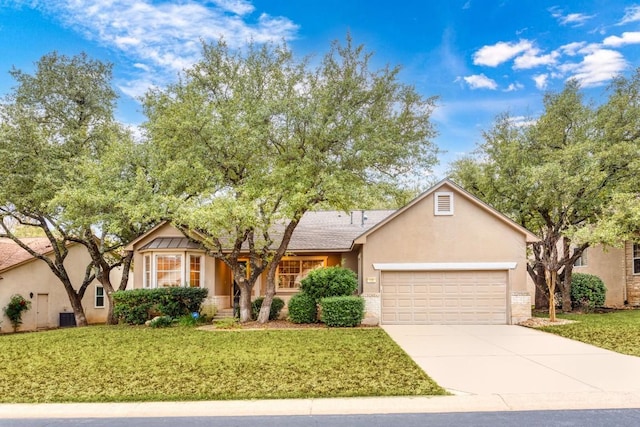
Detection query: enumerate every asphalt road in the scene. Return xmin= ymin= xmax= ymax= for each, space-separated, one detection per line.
xmin=2 ymin=409 xmax=640 ymax=427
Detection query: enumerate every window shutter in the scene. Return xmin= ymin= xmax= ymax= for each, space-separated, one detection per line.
xmin=434 ymin=192 xmax=454 ymax=215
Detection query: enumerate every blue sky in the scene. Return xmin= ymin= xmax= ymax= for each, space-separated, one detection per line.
xmin=1 ymin=1 xmax=639 ymax=177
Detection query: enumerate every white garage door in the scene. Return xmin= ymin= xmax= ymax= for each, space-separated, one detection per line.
xmin=381 ymin=270 xmax=507 ymax=324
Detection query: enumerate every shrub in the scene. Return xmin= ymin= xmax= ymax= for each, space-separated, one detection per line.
xmin=251 ymin=296 xmax=285 ymax=320
xmin=113 ymin=288 xmax=209 ymax=325
xmin=149 ymin=315 xmax=174 ymax=328
xmin=288 ymin=292 xmax=317 ymax=324
xmin=300 ymin=266 xmax=357 ymax=303
xmin=3 ymin=294 xmax=32 ymax=332
xmin=320 ymin=296 xmax=364 ymax=327
xmin=571 ymin=273 xmax=606 ymax=310
xmin=177 ymin=313 xmax=201 ymax=327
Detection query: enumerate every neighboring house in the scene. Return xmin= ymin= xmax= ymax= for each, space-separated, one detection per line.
xmin=126 ymin=179 xmax=537 ymax=325
xmin=0 ymin=238 xmax=113 ymax=332
xmin=570 ymin=242 xmax=640 ymax=307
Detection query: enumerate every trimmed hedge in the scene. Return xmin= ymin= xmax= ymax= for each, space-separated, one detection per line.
xmin=571 ymin=273 xmax=606 ymax=310
xmin=251 ymin=296 xmax=285 ymax=320
xmin=319 ymin=296 xmax=364 ymax=327
xmin=288 ymin=293 xmax=317 ymax=324
xmin=113 ymin=287 xmax=208 ymax=325
xmin=300 ymin=266 xmax=357 ymax=303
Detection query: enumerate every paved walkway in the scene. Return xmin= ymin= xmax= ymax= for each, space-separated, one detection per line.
xmin=2 ymin=325 xmax=640 ymax=419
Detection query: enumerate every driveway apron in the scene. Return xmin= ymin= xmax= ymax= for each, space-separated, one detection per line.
xmin=382 ymin=325 xmax=640 ymax=395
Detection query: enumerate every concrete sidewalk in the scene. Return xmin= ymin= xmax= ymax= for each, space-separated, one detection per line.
xmin=2 ymin=392 xmax=640 ymax=419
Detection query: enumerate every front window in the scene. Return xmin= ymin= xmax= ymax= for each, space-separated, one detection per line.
xmin=95 ymin=286 xmax=105 ymax=308
xmin=156 ymin=255 xmax=182 ymax=287
xmin=277 ymin=258 xmax=325 ymax=290
xmin=142 ymin=252 xmax=205 ymax=288
xmin=143 ymin=255 xmax=151 ymax=288
xmin=189 ymin=255 xmax=202 ymax=287
xmin=634 ymin=244 xmax=640 ymax=275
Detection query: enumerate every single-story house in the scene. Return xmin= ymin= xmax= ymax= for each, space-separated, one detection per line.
xmin=125 ymin=179 xmax=538 ymax=325
xmin=0 ymin=238 xmax=114 ymax=332
xmin=569 ymin=242 xmax=640 ymax=307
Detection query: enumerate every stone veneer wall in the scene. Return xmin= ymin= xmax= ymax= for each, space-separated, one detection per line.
xmin=362 ymin=293 xmax=381 ymax=324
xmin=510 ymin=292 xmax=531 ymax=324
xmin=626 ymin=242 xmax=640 ymax=306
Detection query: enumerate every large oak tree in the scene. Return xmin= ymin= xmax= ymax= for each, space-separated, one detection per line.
xmin=0 ymin=52 xmax=154 ymax=325
xmin=143 ymin=37 xmax=438 ymax=322
xmin=450 ymin=75 xmax=640 ymax=321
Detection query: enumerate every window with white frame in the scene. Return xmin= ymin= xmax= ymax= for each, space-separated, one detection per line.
xmin=188 ymin=255 xmax=203 ymax=287
xmin=573 ymin=248 xmax=587 ymax=267
xmin=434 ymin=191 xmax=454 ymax=215
xmin=142 ymin=252 xmax=204 ymax=288
xmin=143 ymin=255 xmax=151 ymax=288
xmin=634 ymin=243 xmax=640 ymax=275
xmin=156 ymin=254 xmax=183 ymax=287
xmin=277 ymin=258 xmax=325 ymax=290
xmin=95 ymin=286 xmax=105 ymax=308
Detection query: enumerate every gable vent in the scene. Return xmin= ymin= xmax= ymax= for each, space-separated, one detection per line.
xmin=434 ymin=192 xmax=454 ymax=216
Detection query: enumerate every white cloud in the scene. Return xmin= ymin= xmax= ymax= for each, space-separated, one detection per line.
xmin=462 ymin=74 xmax=498 ymax=90
xmin=22 ymin=1 xmax=299 ymax=100
xmin=549 ymin=7 xmax=595 ymax=27
xmin=603 ymin=32 xmax=640 ymax=47
xmin=559 ymin=42 xmax=587 ymax=56
xmin=533 ymin=74 xmax=548 ymax=90
xmin=565 ymin=49 xmax=628 ymax=87
xmin=513 ymin=48 xmax=559 ymax=69
xmin=473 ymin=39 xmax=533 ymax=67
xmin=504 ymin=82 xmax=524 ymax=92
xmin=210 ymin=0 xmax=255 ymax=15
xmin=508 ymin=115 xmax=536 ymax=127
xmin=619 ymin=5 xmax=640 ymax=25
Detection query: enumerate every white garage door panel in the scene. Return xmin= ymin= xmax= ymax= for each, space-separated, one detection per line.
xmin=381 ymin=270 xmax=507 ymax=325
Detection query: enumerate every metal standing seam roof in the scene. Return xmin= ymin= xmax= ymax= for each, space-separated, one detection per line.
xmin=139 ymin=237 xmax=203 ymax=251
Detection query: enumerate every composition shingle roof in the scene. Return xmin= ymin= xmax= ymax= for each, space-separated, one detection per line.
xmin=135 ymin=210 xmax=396 ymax=253
xmin=284 ymin=210 xmax=395 ymax=251
xmin=0 ymin=237 xmax=53 ymax=272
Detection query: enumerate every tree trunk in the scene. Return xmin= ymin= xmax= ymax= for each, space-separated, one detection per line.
xmin=258 ymin=261 xmax=279 ymax=323
xmin=546 ymin=268 xmax=557 ymax=322
xmin=65 ymin=286 xmax=88 ymax=327
xmin=560 ymin=239 xmax=575 ymax=312
xmin=256 ymin=217 xmax=302 ymax=324
xmin=561 ymin=263 xmax=574 ymax=312
xmin=238 ymin=283 xmax=252 ymax=322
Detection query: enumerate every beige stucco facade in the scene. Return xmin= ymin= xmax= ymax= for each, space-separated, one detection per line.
xmin=0 ymin=244 xmax=116 ymax=333
xmin=564 ymin=241 xmax=640 ymax=307
xmin=354 ymin=182 xmax=536 ymax=324
xmin=123 ymin=180 xmax=536 ymax=325
xmin=572 ymin=245 xmax=626 ymax=306
xmin=125 ymin=222 xmax=353 ymax=309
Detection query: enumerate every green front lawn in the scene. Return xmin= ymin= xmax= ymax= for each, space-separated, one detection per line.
xmin=538 ymin=310 xmax=640 ymax=357
xmin=0 ymin=326 xmax=445 ymax=403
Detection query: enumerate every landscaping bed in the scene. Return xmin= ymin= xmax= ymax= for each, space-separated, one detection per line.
xmin=0 ymin=325 xmax=445 ymax=403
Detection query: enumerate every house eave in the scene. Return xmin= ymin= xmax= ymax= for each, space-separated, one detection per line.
xmin=373 ymin=262 xmax=518 ymax=271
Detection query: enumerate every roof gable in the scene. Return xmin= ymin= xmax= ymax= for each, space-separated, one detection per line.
xmin=353 ymin=178 xmax=538 ymax=245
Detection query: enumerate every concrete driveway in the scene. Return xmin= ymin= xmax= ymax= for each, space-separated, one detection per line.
xmin=382 ymin=324 xmax=640 ymax=395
